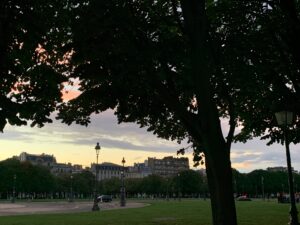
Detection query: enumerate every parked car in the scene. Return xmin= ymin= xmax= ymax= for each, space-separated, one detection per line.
xmin=97 ymin=195 xmax=112 ymax=202
xmin=236 ymin=195 xmax=251 ymax=201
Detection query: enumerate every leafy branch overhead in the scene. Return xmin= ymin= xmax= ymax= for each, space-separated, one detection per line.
xmin=56 ymin=0 xmax=300 ymax=149
xmin=0 ymin=1 xmax=71 ymax=132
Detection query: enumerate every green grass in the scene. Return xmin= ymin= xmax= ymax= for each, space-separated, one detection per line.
xmin=0 ymin=199 xmax=292 ymax=225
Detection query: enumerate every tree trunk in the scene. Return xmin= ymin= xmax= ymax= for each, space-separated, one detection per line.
xmin=205 ymin=139 xmax=237 ymax=225
xmin=181 ymin=0 xmax=238 ymax=224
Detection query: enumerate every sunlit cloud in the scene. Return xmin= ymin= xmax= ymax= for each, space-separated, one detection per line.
xmin=232 ymin=162 xmax=253 ymax=171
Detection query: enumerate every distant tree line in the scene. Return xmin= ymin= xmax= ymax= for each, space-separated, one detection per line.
xmin=232 ymin=169 xmax=300 ymax=198
xmin=0 ymin=159 xmax=94 ymax=200
xmin=0 ymin=159 xmax=299 ymax=200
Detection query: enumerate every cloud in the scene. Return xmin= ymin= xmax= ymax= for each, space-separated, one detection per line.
xmin=230 ymin=139 xmax=300 ymax=172
xmin=1 ymin=110 xmax=299 ymax=173
xmin=2 ymin=110 xmax=183 ymax=154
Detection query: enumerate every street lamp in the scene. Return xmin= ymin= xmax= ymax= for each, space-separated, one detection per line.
xmin=11 ymin=174 xmax=16 ymax=203
xmin=69 ymin=175 xmax=73 ymax=202
xmin=120 ymin=157 xmax=126 ymax=207
xmin=92 ymin=142 xmax=101 ymax=211
xmin=275 ymin=110 xmax=299 ymax=225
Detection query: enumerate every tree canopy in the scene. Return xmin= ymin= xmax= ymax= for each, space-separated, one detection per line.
xmin=57 ymin=0 xmax=300 ymax=154
xmin=0 ymin=0 xmax=70 ymax=132
xmin=2 ymin=0 xmax=300 ymax=225
xmin=54 ymin=1 xmax=300 ymax=224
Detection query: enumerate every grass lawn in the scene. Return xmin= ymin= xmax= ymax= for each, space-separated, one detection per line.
xmin=0 ymin=199 xmax=292 ymax=225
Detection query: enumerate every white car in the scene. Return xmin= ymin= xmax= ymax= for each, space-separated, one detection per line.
xmin=97 ymin=195 xmax=112 ymax=202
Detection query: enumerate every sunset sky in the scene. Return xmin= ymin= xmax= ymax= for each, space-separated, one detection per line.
xmin=1 ymin=108 xmax=299 ymax=173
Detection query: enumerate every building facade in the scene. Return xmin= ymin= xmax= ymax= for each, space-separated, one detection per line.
xmin=19 ymin=152 xmax=57 ymax=167
xmin=127 ymin=163 xmax=152 ymax=179
xmin=19 ymin=152 xmax=84 ymax=175
xmin=146 ymin=156 xmax=189 ymax=177
xmin=51 ymin=163 xmax=73 ymax=175
xmin=91 ymin=162 xmax=128 ymax=181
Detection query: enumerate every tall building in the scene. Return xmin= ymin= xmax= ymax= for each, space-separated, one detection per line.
xmin=146 ymin=156 xmax=189 ymax=177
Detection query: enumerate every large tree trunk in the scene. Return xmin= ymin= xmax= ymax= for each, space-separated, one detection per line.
xmin=181 ymin=0 xmax=238 ymax=224
xmin=205 ymin=138 xmax=237 ymax=225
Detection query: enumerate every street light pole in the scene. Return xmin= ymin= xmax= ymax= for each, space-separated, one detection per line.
xmin=177 ymin=173 xmax=181 ymax=201
xmin=69 ymin=175 xmax=73 ymax=202
xmin=11 ymin=174 xmax=16 ymax=203
xmin=92 ymin=142 xmax=101 ymax=211
xmin=261 ymin=176 xmax=265 ymax=200
xmin=284 ymin=126 xmax=299 ymax=225
xmin=120 ymin=157 xmax=126 ymax=207
xmin=166 ymin=178 xmax=169 ymax=201
xmin=275 ymin=111 xmax=299 ymax=225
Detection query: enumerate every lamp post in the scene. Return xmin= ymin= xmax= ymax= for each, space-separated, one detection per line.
xmin=69 ymin=175 xmax=73 ymax=202
xmin=177 ymin=173 xmax=181 ymax=201
xmin=92 ymin=142 xmax=101 ymax=211
xmin=275 ymin=111 xmax=299 ymax=225
xmin=11 ymin=174 xmax=16 ymax=203
xmin=261 ymin=176 xmax=265 ymax=200
xmin=120 ymin=157 xmax=126 ymax=207
xmin=166 ymin=178 xmax=169 ymax=201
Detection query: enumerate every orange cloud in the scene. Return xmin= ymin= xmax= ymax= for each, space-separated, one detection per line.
xmin=62 ymin=78 xmax=81 ymax=101
xmin=62 ymin=89 xmax=81 ymax=101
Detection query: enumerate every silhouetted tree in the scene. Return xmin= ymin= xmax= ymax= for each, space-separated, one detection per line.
xmin=56 ymin=1 xmax=300 ymax=224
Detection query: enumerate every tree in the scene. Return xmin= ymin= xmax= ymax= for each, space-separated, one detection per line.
xmin=125 ymin=178 xmax=143 ymax=197
xmin=141 ymin=175 xmax=164 ymax=196
xmin=0 ymin=0 xmax=69 ymax=132
xmin=54 ymin=0 xmax=300 ymax=225
xmin=102 ymin=177 xmax=120 ymax=195
xmin=57 ymin=1 xmax=238 ymax=224
xmin=210 ymin=0 xmax=300 ymax=145
xmin=72 ymin=171 xmax=94 ymax=197
xmin=175 ymin=170 xmax=203 ymax=196
xmin=0 ymin=159 xmax=55 ymax=198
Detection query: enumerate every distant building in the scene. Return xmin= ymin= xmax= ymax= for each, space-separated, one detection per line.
xmin=19 ymin=152 xmax=56 ymax=167
xmin=91 ymin=162 xmax=128 ymax=181
xmin=72 ymin=164 xmax=84 ymax=173
xmin=127 ymin=163 xmax=152 ymax=179
xmin=19 ymin=152 xmax=84 ymax=175
xmin=146 ymin=156 xmax=189 ymax=177
xmin=51 ymin=163 xmax=73 ymax=175
xmin=18 ymin=152 xmax=188 ymax=179
xmin=267 ymin=166 xmax=296 ymax=173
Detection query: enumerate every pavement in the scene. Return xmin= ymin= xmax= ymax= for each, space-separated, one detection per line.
xmin=0 ymin=201 xmax=148 ymax=216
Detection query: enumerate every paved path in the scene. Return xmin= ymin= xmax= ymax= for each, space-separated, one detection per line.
xmin=0 ymin=201 xmax=148 ymax=216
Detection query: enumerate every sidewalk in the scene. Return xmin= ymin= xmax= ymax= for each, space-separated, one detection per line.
xmin=0 ymin=201 xmax=148 ymax=216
